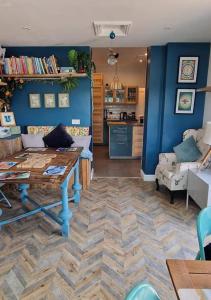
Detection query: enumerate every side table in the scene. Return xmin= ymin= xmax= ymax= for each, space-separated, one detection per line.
xmin=0 ymin=134 xmax=22 ymax=159
xmin=186 ymin=168 xmax=211 ymax=209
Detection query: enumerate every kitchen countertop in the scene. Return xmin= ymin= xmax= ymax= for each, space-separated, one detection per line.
xmin=107 ymin=120 xmax=143 ymax=126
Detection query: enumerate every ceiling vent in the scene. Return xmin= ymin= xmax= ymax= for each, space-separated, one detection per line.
xmin=93 ymin=21 xmax=132 ymax=37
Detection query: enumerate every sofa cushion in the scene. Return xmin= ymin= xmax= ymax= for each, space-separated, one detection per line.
xmin=173 ymin=136 xmax=202 ymax=163
xmin=72 ymin=135 xmax=91 ymax=150
xmin=43 ymin=123 xmax=74 ymax=148
xmin=205 ymin=243 xmax=211 ymax=260
xmin=21 ymin=133 xmax=45 ymax=148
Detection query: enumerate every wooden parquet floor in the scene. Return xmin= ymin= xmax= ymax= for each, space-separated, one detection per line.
xmin=0 ymin=178 xmax=200 ymax=300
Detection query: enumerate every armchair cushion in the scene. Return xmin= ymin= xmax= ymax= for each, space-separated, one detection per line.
xmin=158 ymin=153 xmax=177 ymax=165
xmin=175 ymin=161 xmax=201 ymax=172
xmin=173 ymin=136 xmax=201 ymax=162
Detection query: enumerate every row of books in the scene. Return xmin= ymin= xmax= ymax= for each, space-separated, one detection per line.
xmin=3 ymin=55 xmax=58 ymax=75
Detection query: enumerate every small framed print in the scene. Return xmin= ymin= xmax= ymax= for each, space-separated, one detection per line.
xmin=178 ymin=56 xmax=199 ymax=83
xmin=44 ymin=94 xmax=56 ymax=108
xmin=0 ymin=112 xmax=16 ymax=126
xmin=175 ymin=89 xmax=195 ymax=114
xmin=29 ymin=94 xmax=41 ymax=108
xmin=58 ymin=93 xmax=70 ymax=108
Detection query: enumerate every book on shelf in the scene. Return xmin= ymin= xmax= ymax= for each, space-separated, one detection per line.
xmin=2 ymin=55 xmax=58 ymax=75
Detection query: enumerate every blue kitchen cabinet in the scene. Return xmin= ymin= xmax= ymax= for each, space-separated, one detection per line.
xmin=109 ymin=125 xmax=132 ymax=158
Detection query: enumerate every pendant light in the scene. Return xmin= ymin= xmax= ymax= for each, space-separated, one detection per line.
xmin=110 ymin=63 xmax=123 ymax=90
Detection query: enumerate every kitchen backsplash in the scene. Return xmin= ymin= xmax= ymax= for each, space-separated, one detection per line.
xmin=104 ymin=104 xmax=136 ymax=119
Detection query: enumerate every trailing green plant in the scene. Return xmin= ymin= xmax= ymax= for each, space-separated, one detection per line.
xmin=60 ymin=77 xmax=79 ymax=92
xmin=0 ymin=78 xmax=25 ymax=111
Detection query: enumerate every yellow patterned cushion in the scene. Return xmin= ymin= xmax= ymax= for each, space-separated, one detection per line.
xmin=27 ymin=126 xmax=89 ymax=136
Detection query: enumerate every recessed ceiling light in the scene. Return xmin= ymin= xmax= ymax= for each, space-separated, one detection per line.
xmin=144 ymin=53 xmax=147 ymax=56
xmin=22 ymin=26 xmax=31 ymax=31
xmin=139 ymin=59 xmax=143 ymax=63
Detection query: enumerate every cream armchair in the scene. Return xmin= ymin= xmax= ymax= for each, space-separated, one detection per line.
xmin=155 ymin=129 xmax=209 ymax=204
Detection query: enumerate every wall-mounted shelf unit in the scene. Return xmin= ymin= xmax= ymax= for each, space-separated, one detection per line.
xmin=104 ymin=86 xmax=138 ymax=105
xmin=93 ymin=73 xmax=104 ymax=144
xmin=0 ymin=73 xmax=87 ymax=80
xmin=197 ymin=86 xmax=211 ymax=92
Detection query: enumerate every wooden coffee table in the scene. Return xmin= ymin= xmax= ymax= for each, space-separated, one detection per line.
xmin=0 ymin=147 xmax=82 ymax=237
xmin=166 ymin=259 xmax=211 ymax=299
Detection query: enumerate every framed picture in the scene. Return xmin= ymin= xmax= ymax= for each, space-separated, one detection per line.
xmin=58 ymin=93 xmax=70 ymax=108
xmin=175 ymin=89 xmax=196 ymax=114
xmin=29 ymin=94 xmax=41 ymax=108
xmin=178 ymin=56 xmax=199 ymax=83
xmin=0 ymin=112 xmax=16 ymax=126
xmin=44 ymin=94 xmax=56 ymax=108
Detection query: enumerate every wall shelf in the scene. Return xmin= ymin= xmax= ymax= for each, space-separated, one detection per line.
xmin=197 ymin=86 xmax=211 ymax=92
xmin=0 ymin=73 xmax=87 ymax=80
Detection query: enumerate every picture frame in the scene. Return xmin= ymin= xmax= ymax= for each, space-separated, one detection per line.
xmin=29 ymin=93 xmax=41 ymax=108
xmin=178 ymin=56 xmax=199 ymax=83
xmin=58 ymin=93 xmax=70 ymax=108
xmin=175 ymin=89 xmax=196 ymax=114
xmin=44 ymin=94 xmax=56 ymax=108
xmin=0 ymin=112 xmax=16 ymax=126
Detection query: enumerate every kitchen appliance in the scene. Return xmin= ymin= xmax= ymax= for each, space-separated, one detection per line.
xmin=140 ymin=116 xmax=144 ymax=125
xmin=127 ymin=112 xmax=137 ymax=121
xmin=120 ymin=112 xmax=127 ymax=120
xmin=104 ymin=109 xmax=108 ymax=120
xmin=131 ymin=112 xmax=136 ymax=120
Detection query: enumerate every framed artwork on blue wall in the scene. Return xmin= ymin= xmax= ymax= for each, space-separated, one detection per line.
xmin=0 ymin=112 xmax=16 ymax=126
xmin=58 ymin=93 xmax=70 ymax=108
xmin=44 ymin=94 xmax=56 ymax=108
xmin=175 ymin=89 xmax=195 ymax=114
xmin=29 ymin=94 xmax=41 ymax=108
xmin=178 ymin=57 xmax=199 ymax=83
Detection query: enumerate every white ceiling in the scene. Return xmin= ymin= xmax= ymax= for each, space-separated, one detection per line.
xmin=1 ymin=0 xmax=211 ymax=47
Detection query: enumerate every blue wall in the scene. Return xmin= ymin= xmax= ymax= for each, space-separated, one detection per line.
xmin=142 ymin=46 xmax=166 ymax=174
xmin=6 ymin=47 xmax=91 ymax=127
xmin=142 ymin=43 xmax=210 ymax=175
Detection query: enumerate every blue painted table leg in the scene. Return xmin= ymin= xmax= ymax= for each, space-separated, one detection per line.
xmin=72 ymin=160 xmax=81 ymax=205
xmin=59 ymin=180 xmax=72 ymax=237
xmin=19 ymin=184 xmax=29 ymax=205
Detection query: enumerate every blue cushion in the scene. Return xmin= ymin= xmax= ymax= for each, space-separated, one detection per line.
xmin=173 ymin=136 xmax=202 ymax=163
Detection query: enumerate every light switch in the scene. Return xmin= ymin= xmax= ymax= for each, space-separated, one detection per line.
xmin=72 ymin=119 xmax=80 ymax=125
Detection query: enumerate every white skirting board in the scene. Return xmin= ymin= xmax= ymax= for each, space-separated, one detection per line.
xmin=140 ymin=169 xmax=156 ymax=181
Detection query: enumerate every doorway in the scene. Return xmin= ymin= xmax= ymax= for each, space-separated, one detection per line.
xmin=92 ymin=47 xmax=147 ymax=177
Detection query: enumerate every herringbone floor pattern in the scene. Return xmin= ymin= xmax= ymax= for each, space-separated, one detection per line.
xmin=0 ymin=178 xmax=199 ymax=300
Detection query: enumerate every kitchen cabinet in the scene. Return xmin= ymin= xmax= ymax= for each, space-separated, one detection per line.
xmin=126 ymin=86 xmax=138 ymax=104
xmin=109 ymin=125 xmax=132 ymax=158
xmin=104 ymin=86 xmax=138 ymax=105
xmin=108 ymin=122 xmax=143 ymax=159
xmin=132 ymin=126 xmax=143 ymax=157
